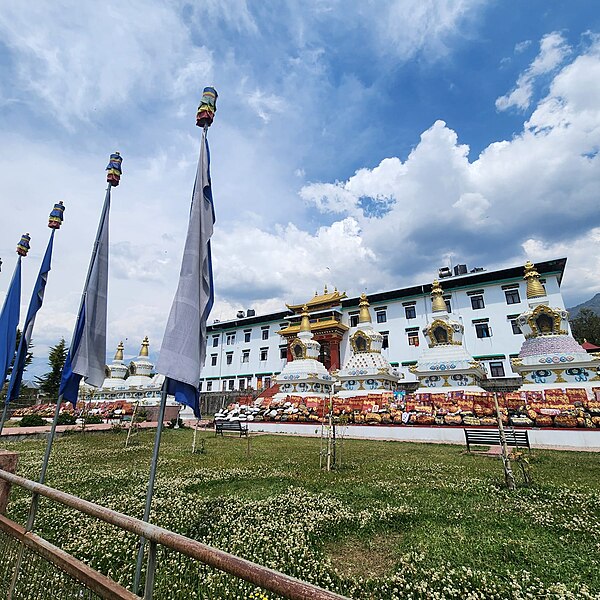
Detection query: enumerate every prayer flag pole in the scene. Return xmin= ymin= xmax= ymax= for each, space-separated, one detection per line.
xmin=0 ymin=203 xmax=65 ymax=436
xmin=133 ymin=87 xmax=218 ymax=595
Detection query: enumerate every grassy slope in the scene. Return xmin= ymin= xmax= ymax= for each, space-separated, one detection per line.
xmin=3 ymin=430 xmax=600 ymax=599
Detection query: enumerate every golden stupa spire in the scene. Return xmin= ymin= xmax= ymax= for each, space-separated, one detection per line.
xmin=524 ymin=261 xmax=546 ymax=299
xmin=299 ymin=305 xmax=311 ymax=333
xmin=140 ymin=336 xmax=150 ymax=357
xmin=324 ymin=284 xmax=328 ymax=294
xmin=431 ymin=280 xmax=446 ymax=313
xmin=358 ymin=293 xmax=372 ymax=324
xmin=114 ymin=341 xmax=124 ymax=361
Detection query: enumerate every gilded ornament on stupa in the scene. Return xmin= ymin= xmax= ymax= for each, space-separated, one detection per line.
xmin=523 ymin=261 xmax=546 ymax=299
xmin=431 ymin=280 xmax=446 ymax=313
xmin=299 ymin=305 xmax=311 ymax=332
xmin=140 ymin=336 xmax=150 ymax=357
xmin=114 ymin=341 xmax=124 ymax=361
xmin=358 ymin=293 xmax=372 ymax=324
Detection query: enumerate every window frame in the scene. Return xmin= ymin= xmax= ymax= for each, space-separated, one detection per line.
xmin=210 ymin=354 xmax=218 ymax=367
xmin=505 ymin=289 xmax=521 ymax=305
xmin=489 ymin=361 xmax=505 ymax=377
xmin=376 ymin=310 xmax=387 ymax=324
xmin=404 ymin=305 xmax=416 ymax=320
xmin=241 ymin=349 xmax=250 ymax=363
xmin=260 ymin=347 xmax=268 ymax=361
xmin=470 ymin=295 xmax=485 ymax=310
xmin=475 ymin=323 xmax=491 ymax=338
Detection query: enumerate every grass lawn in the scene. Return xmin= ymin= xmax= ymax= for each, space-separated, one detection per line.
xmin=2 ymin=429 xmax=600 ymax=599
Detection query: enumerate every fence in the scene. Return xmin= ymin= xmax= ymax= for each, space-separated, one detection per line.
xmin=0 ymin=465 xmax=349 ymax=600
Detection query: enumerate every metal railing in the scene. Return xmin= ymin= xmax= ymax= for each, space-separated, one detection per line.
xmin=0 ymin=468 xmax=349 ymax=600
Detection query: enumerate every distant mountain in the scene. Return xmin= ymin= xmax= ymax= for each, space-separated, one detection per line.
xmin=568 ymin=293 xmax=600 ymax=319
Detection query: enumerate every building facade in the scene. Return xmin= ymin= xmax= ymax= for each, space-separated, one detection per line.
xmin=200 ymin=258 xmax=568 ymax=393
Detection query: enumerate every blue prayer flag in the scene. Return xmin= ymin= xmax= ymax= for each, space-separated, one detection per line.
xmin=0 ymin=258 xmax=22 ymax=386
xmin=7 ymin=231 xmax=55 ymax=401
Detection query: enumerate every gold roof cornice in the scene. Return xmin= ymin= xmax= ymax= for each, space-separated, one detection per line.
xmin=286 ymin=286 xmax=347 ymax=313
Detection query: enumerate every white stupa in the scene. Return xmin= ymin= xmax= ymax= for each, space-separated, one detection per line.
xmin=413 ymin=279 xmax=486 ymax=391
xmin=511 ymin=261 xmax=600 ymax=391
xmin=102 ymin=341 xmax=129 ymax=389
xmin=273 ymin=305 xmax=335 ymax=399
xmin=335 ymin=293 xmax=400 ymax=397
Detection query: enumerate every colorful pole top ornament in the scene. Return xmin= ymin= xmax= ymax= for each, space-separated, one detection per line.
xmin=196 ymin=86 xmax=218 ymax=128
xmin=17 ymin=233 xmax=31 ymax=256
xmin=48 ymin=201 xmax=65 ymax=229
xmin=106 ymin=152 xmax=123 ymax=187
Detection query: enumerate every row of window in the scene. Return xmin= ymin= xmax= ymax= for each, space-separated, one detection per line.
xmin=213 ymin=325 xmax=273 ymax=348
xmin=349 ymin=289 xmax=522 ymax=326
xmin=209 ymin=346 xmax=287 ymax=367
xmin=200 ymin=375 xmax=273 ymax=393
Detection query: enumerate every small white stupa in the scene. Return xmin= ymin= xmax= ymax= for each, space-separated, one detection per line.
xmin=273 ymin=305 xmax=335 ymax=399
xmin=335 ymin=293 xmax=400 ymax=397
xmin=413 ymin=279 xmax=486 ymax=391
xmin=511 ymin=261 xmax=600 ymax=390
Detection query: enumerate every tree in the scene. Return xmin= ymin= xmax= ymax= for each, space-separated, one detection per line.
xmin=570 ymin=308 xmax=600 ymax=346
xmin=7 ymin=328 xmax=34 ymax=381
xmin=36 ymin=338 xmax=68 ymax=400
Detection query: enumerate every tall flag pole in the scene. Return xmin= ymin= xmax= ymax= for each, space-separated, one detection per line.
xmin=133 ymin=87 xmax=217 ymax=595
xmin=23 ymin=153 xmax=121 ymax=534
xmin=0 ymin=234 xmax=30 ymax=391
xmin=0 ymin=203 xmax=65 ymax=436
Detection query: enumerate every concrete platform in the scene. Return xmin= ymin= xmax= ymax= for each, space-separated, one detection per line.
xmin=246 ymin=421 xmax=600 ymax=451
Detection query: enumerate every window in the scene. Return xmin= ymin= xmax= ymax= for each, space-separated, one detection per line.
xmin=226 ymin=333 xmax=235 ymax=345
xmin=471 ymin=295 xmax=485 ymax=310
xmin=407 ymin=332 xmax=419 ymax=346
xmin=210 ymin=354 xmax=217 ymax=366
xmin=505 ymin=289 xmax=521 ymax=305
xmin=350 ymin=314 xmax=359 ymax=327
xmin=228 ymin=380 xmax=234 ymax=391
xmin=376 ymin=310 xmax=387 ymax=323
xmin=239 ymin=379 xmax=246 ymax=391
xmin=264 ymin=376 xmax=271 ymax=388
xmin=222 ymin=380 xmax=227 ymax=391
xmin=280 ymin=346 xmax=287 ymax=359
xmin=261 ymin=327 xmax=269 ymax=340
xmin=511 ymin=319 xmax=522 ymax=335
xmin=475 ymin=323 xmax=491 ymax=338
xmin=226 ymin=352 xmax=233 ymax=365
xmin=244 ymin=329 xmax=251 ymax=343
xmin=260 ymin=348 xmax=268 ymax=361
xmin=206 ymin=381 xmax=213 ymax=391
xmin=405 ymin=305 xmax=416 ymax=319
xmin=212 ymin=335 xmax=219 ymax=347
xmin=489 ymin=361 xmax=505 ymax=377
xmin=445 ymin=299 xmax=451 ymax=312
xmin=381 ymin=332 xmax=389 ymax=350
xmin=242 ymin=350 xmax=250 ymax=363
xmin=199 ymin=381 xmax=203 ymax=391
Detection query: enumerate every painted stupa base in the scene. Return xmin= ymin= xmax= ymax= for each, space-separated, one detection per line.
xmin=273 ymin=359 xmax=334 ymax=401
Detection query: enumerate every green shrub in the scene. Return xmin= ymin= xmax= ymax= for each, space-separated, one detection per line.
xmin=57 ymin=413 xmax=77 ymax=425
xmin=84 ymin=414 xmax=103 ymax=425
xmin=19 ymin=414 xmax=46 ymax=427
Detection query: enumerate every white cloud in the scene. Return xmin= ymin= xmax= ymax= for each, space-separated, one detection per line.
xmin=496 ymin=31 xmax=571 ymax=111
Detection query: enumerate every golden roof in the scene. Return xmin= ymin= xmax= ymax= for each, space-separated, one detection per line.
xmin=286 ymin=285 xmax=347 ymax=313
xmin=278 ymin=318 xmax=349 ymax=337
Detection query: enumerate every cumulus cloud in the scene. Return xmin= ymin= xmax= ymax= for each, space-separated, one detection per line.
xmin=496 ymin=31 xmax=571 ymax=111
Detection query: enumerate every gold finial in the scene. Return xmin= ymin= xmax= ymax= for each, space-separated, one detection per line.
xmin=431 ymin=280 xmax=446 ymax=312
xmin=140 ymin=336 xmax=150 ymax=357
xmin=358 ymin=293 xmax=372 ymax=324
xmin=300 ymin=304 xmax=311 ymax=333
xmin=114 ymin=341 xmax=124 ymax=361
xmin=524 ymin=261 xmax=546 ymax=299
xmin=324 ymin=284 xmax=328 ymax=294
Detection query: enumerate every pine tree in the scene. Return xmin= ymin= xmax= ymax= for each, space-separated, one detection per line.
xmin=6 ymin=328 xmax=34 ymax=381
xmin=570 ymin=308 xmax=600 ymax=346
xmin=36 ymin=338 xmax=68 ymax=400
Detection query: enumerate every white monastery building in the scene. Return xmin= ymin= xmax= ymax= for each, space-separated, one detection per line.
xmin=200 ymin=258 xmax=568 ymax=393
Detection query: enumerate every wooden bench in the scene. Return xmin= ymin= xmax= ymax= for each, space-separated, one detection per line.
xmin=214 ymin=420 xmax=248 ymax=437
xmin=464 ymin=428 xmax=530 ymax=453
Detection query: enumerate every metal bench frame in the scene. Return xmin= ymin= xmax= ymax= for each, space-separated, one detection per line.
xmin=464 ymin=428 xmax=530 ymax=453
xmin=214 ymin=420 xmax=248 ymax=437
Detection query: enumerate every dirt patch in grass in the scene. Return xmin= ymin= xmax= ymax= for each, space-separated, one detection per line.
xmin=325 ymin=532 xmax=402 ymax=578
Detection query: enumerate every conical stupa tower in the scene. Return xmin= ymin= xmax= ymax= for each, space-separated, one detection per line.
xmin=335 ymin=293 xmax=400 ymax=397
xmin=412 ymin=279 xmax=486 ymax=391
xmin=101 ymin=342 xmax=128 ymax=388
xmin=127 ymin=336 xmax=155 ymax=385
xmin=273 ymin=305 xmax=335 ymax=399
xmin=512 ymin=261 xmax=600 ymax=390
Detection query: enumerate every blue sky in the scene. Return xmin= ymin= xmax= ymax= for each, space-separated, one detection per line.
xmin=1 ymin=1 xmax=599 ymax=375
